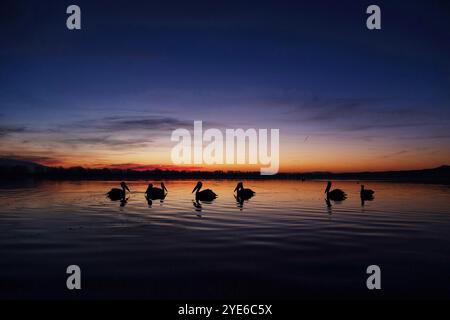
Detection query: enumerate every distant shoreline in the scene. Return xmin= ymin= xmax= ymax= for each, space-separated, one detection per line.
xmin=1 ymin=159 xmax=449 ymax=185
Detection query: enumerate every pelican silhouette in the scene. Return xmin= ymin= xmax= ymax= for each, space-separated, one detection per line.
xmin=234 ymin=182 xmax=255 ymax=200
xmin=360 ymin=185 xmax=375 ymax=200
xmin=324 ymin=181 xmax=347 ymax=201
xmin=107 ymin=182 xmax=130 ymax=200
xmin=192 ymin=181 xmax=217 ymax=201
xmin=145 ymin=182 xmax=167 ymax=200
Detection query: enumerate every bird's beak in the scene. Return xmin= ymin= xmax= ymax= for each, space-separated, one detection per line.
xmin=192 ymin=185 xmax=198 ymax=193
xmin=125 ymin=184 xmax=130 ymax=192
xmin=162 ymin=183 xmax=168 ymax=192
xmin=234 ymin=184 xmax=239 ymax=192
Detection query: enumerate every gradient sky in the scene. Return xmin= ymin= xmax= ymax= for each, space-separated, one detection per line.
xmin=0 ymin=0 xmax=449 ymax=172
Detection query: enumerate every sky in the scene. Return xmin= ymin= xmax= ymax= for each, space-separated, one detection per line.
xmin=0 ymin=0 xmax=449 ymax=172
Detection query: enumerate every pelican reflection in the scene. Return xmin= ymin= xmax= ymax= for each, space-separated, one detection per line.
xmin=234 ymin=195 xmax=245 ymax=210
xmin=192 ymin=200 xmax=203 ymax=217
xmin=360 ymin=185 xmax=375 ymax=206
xmin=325 ymin=198 xmax=333 ymax=215
xmin=120 ymin=197 xmax=129 ymax=207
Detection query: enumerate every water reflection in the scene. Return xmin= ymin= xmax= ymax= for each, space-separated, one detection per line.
xmin=120 ymin=197 xmax=128 ymax=207
xmin=145 ymin=194 xmax=165 ymax=207
xmin=2 ymin=179 xmax=450 ymax=299
xmin=192 ymin=199 xmax=202 ymax=212
xmin=234 ymin=194 xmax=254 ymax=210
xmin=235 ymin=195 xmax=245 ymax=210
xmin=361 ymin=195 xmax=375 ymax=206
xmin=325 ymin=198 xmax=332 ymax=208
xmin=2 ymin=179 xmax=449 ymax=221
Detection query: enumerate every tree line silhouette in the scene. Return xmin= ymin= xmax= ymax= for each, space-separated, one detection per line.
xmin=1 ymin=163 xmax=449 ymax=184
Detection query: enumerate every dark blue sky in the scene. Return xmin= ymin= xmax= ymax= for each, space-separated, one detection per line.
xmin=0 ymin=0 xmax=449 ymax=171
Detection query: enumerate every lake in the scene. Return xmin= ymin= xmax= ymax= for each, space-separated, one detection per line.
xmin=0 ymin=179 xmax=449 ymax=299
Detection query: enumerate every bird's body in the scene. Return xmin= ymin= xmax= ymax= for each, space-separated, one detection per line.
xmin=107 ymin=182 xmax=130 ymax=201
xmin=325 ymin=181 xmax=347 ymax=201
xmin=145 ymin=182 xmax=168 ymax=200
xmin=192 ymin=181 xmax=217 ymax=201
xmin=234 ymin=182 xmax=255 ymax=200
xmin=196 ymin=189 xmax=217 ymax=201
xmin=108 ymin=188 xmax=125 ymax=199
xmin=360 ymin=185 xmax=375 ymax=200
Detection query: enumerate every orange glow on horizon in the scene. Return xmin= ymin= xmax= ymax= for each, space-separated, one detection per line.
xmin=2 ymin=131 xmax=449 ymax=173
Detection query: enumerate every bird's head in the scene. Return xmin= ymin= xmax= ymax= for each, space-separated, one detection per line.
xmin=192 ymin=181 xmax=203 ymax=193
xmin=121 ymin=182 xmax=130 ymax=192
xmin=234 ymin=182 xmax=243 ymax=192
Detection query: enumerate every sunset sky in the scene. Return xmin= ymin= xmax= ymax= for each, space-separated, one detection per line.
xmin=0 ymin=0 xmax=449 ymax=172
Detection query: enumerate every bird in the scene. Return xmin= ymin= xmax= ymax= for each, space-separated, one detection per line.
xmin=107 ymin=182 xmax=130 ymax=201
xmin=192 ymin=181 xmax=217 ymax=201
xmin=234 ymin=182 xmax=255 ymax=200
xmin=145 ymin=182 xmax=168 ymax=200
xmin=360 ymin=185 xmax=375 ymax=200
xmin=324 ymin=181 xmax=347 ymax=201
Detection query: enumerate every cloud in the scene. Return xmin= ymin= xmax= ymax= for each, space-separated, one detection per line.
xmin=260 ymin=93 xmax=448 ymax=135
xmin=103 ymin=163 xmax=203 ymax=171
xmin=0 ymin=154 xmax=62 ymax=166
xmin=41 ymin=115 xmax=201 ymax=152
xmin=61 ymin=136 xmax=154 ymax=148
xmin=0 ymin=115 xmax=201 ymax=167
xmin=343 ymin=121 xmax=436 ymax=132
xmin=59 ymin=115 xmax=193 ymax=134
xmin=397 ymin=134 xmax=450 ymax=141
xmin=101 ymin=116 xmax=192 ymax=131
xmin=381 ymin=150 xmax=409 ymax=159
xmin=0 ymin=126 xmax=27 ymax=137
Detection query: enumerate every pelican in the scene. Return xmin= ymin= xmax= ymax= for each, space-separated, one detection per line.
xmin=192 ymin=181 xmax=217 ymax=201
xmin=360 ymin=185 xmax=375 ymax=200
xmin=324 ymin=181 xmax=347 ymax=201
xmin=107 ymin=182 xmax=130 ymax=200
xmin=145 ymin=182 xmax=167 ymax=200
xmin=234 ymin=182 xmax=255 ymax=200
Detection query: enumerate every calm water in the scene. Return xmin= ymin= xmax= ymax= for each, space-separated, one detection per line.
xmin=0 ymin=180 xmax=449 ymax=299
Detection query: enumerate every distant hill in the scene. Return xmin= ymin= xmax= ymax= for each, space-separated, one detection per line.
xmin=304 ymin=165 xmax=450 ymax=184
xmin=0 ymin=158 xmax=449 ymax=184
xmin=0 ymin=158 xmax=48 ymax=172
